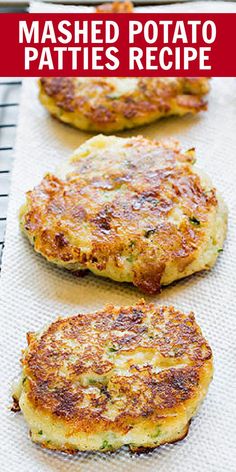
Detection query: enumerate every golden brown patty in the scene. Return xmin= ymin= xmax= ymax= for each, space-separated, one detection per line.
xmin=96 ymin=1 xmax=133 ymax=13
xmin=13 ymin=300 xmax=213 ymax=453
xmin=39 ymin=77 xmax=210 ymax=133
xmin=20 ymin=135 xmax=227 ymax=294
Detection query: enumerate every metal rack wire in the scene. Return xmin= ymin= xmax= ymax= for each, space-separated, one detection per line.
xmin=0 ymin=79 xmax=22 ymax=266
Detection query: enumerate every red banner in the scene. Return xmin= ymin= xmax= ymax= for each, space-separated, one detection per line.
xmin=0 ymin=13 xmax=235 ymax=76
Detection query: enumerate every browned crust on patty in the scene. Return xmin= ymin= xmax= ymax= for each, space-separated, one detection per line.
xmin=39 ymin=77 xmax=209 ymax=133
xmin=96 ymin=1 xmax=133 ymax=13
xmin=11 ymin=397 xmax=21 ymax=412
xmin=20 ymin=136 xmax=218 ymax=294
xmin=20 ymin=301 xmax=212 ymax=434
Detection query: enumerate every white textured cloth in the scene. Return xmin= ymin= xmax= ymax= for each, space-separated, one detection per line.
xmin=0 ymin=2 xmax=236 ymax=471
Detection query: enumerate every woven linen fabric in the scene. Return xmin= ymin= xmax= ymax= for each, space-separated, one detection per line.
xmin=0 ymin=2 xmax=236 ymax=471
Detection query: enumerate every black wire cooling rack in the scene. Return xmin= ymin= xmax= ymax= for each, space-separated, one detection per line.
xmin=0 ymin=79 xmax=22 ymax=267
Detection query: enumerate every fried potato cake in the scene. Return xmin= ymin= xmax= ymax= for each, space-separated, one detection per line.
xmin=96 ymin=1 xmax=133 ymax=13
xmin=12 ymin=300 xmax=213 ymax=453
xmin=39 ymin=77 xmax=210 ymax=134
xmin=19 ymin=135 xmax=227 ymax=294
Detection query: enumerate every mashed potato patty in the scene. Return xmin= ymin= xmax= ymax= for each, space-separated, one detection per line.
xmin=12 ymin=300 xmax=213 ymax=453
